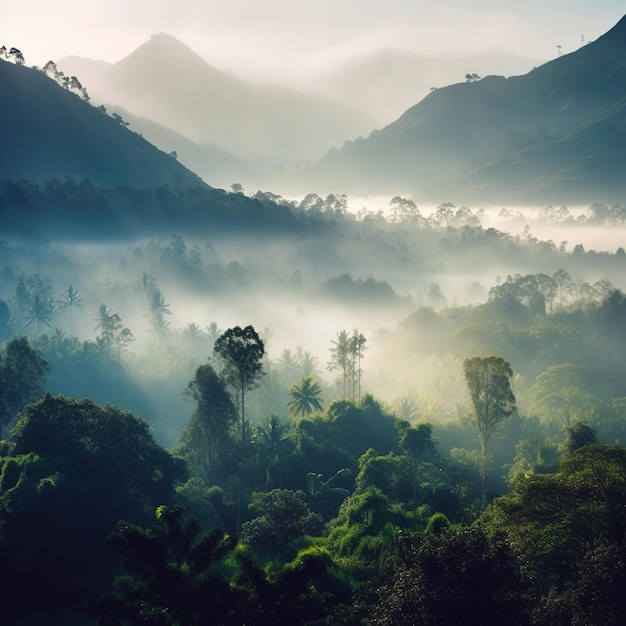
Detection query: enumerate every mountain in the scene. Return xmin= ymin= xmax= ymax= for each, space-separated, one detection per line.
xmin=303 ymin=47 xmax=543 ymax=124
xmin=299 ymin=14 xmax=626 ymax=204
xmin=61 ymin=34 xmax=376 ymax=171
xmin=0 ymin=59 xmax=203 ymax=189
xmin=0 ymin=58 xmax=312 ymax=239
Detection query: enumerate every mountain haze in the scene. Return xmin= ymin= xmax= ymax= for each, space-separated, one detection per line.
xmin=66 ymin=34 xmax=376 ymax=173
xmin=303 ymin=47 xmax=543 ymax=123
xmin=300 ymin=14 xmax=626 ymax=204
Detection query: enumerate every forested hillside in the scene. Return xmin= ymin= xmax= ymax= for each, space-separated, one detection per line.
xmin=3 ymin=13 xmax=626 ymax=624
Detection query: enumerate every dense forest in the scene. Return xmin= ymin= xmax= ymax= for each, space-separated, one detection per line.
xmin=2 ymin=196 xmax=626 ymax=625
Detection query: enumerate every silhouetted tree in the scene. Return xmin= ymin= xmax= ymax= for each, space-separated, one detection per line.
xmin=241 ymin=489 xmax=323 ymax=559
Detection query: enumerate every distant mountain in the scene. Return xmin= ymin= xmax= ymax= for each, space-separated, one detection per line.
xmin=61 ymin=34 xmax=376 ymax=170
xmin=304 ymin=47 xmax=543 ymax=124
xmin=0 ymin=59 xmax=203 ymax=189
xmin=299 ymin=15 xmax=626 ymax=204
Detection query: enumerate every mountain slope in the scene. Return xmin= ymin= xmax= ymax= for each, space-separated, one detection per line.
xmin=105 ymin=105 xmax=253 ymax=189
xmin=80 ymin=33 xmax=376 ymax=166
xmin=0 ymin=59 xmax=204 ymax=189
xmin=301 ymin=14 xmax=626 ymax=203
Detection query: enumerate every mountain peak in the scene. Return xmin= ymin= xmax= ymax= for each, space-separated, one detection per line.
xmin=115 ymin=32 xmax=215 ymax=75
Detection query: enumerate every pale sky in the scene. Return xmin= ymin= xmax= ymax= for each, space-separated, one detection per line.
xmin=2 ymin=1 xmax=625 ymax=80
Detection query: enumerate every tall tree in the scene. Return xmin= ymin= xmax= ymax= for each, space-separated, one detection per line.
xmin=328 ymin=329 xmax=367 ymax=401
xmin=15 ymin=274 xmax=56 ymax=334
xmin=213 ymin=325 xmax=265 ymax=535
xmin=179 ymin=364 xmax=238 ymax=485
xmin=463 ymin=355 xmax=516 ymax=503
xmin=350 ymin=330 xmax=367 ymax=401
xmin=147 ymin=288 xmax=172 ymax=348
xmin=57 ymin=285 xmax=83 ymax=336
xmin=328 ymin=329 xmax=351 ymax=399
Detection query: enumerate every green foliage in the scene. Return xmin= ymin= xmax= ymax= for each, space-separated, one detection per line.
xmin=87 ymin=505 xmax=241 ymax=625
xmin=325 ymin=487 xmax=423 ymax=569
xmin=526 ymin=363 xmax=603 ymax=429
xmin=367 ymin=526 xmax=534 ymax=625
xmin=0 ymin=394 xmax=189 ymax=614
xmin=506 ymin=437 xmax=560 ymax=486
xmin=10 ymin=394 xmax=185 ymax=506
xmin=240 ymin=488 xmax=324 ymax=559
xmin=562 ymin=421 xmax=598 ymax=454
xmin=485 ymin=443 xmax=626 ymax=622
xmin=176 ymin=478 xmax=234 ymax=531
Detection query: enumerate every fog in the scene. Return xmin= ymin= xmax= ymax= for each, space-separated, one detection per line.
xmin=3 ymin=195 xmax=625 ymax=446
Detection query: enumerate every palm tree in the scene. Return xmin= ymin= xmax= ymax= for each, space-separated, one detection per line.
xmin=94 ymin=303 xmax=133 ymax=359
xmin=328 ymin=330 xmax=351 ymax=399
xmin=15 ymin=275 xmax=56 ymax=335
xmin=147 ymin=289 xmax=172 ymax=348
xmin=135 ymin=272 xmax=156 ymax=296
xmin=296 ymin=348 xmax=321 ymax=378
xmin=253 ymin=414 xmax=287 ymax=459
xmin=22 ymin=290 xmax=56 ymax=334
xmin=288 ymin=376 xmax=324 ymax=417
xmin=57 ymin=285 xmax=83 ymax=336
xmin=206 ymin=322 xmax=222 ymax=352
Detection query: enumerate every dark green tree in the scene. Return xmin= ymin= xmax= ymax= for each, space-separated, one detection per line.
xmin=179 ymin=364 xmax=238 ymax=486
xmin=0 ymin=395 xmax=185 ymax=617
xmin=397 ymin=422 xmax=438 ymax=504
xmin=0 ymin=336 xmax=50 ymax=431
xmin=368 ymin=526 xmax=534 ymax=626
xmin=86 ymin=505 xmax=240 ymax=625
xmin=486 ymin=443 xmax=626 ymax=624
xmin=240 ymin=489 xmax=323 ymax=559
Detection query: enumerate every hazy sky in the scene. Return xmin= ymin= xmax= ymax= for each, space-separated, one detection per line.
xmin=2 ymin=1 xmax=625 ymax=80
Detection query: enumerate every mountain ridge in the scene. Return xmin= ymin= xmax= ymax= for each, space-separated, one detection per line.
xmin=298 ymin=13 xmax=626 ymax=204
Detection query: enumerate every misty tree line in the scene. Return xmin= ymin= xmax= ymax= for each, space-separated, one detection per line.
xmin=3 ymin=221 xmax=626 ymax=623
